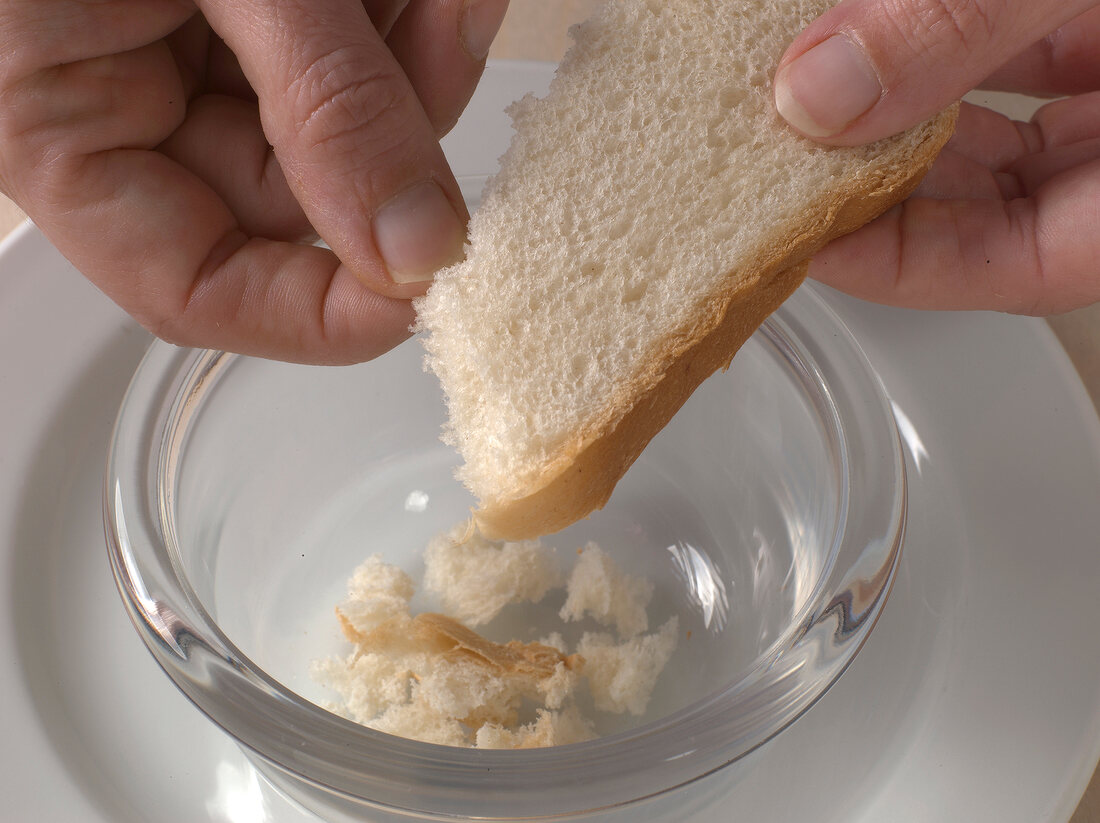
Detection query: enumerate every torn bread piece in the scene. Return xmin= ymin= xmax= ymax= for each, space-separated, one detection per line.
xmin=416 ymin=0 xmax=957 ymax=539
xmin=314 ymin=534 xmax=683 ymax=747
xmin=578 ymin=617 xmax=680 ymax=716
xmin=424 ymin=522 xmax=563 ymax=626
xmin=335 ymin=555 xmax=415 ymax=639
xmin=315 ymin=551 xmax=590 ymax=748
xmin=338 ymin=611 xmax=583 ymax=729
xmin=475 ymin=706 xmax=597 ymax=750
xmin=560 ymin=542 xmax=653 ymax=638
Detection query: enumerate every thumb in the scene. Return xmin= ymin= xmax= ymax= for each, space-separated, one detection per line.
xmin=196 ymin=0 xmax=467 ymax=297
xmin=774 ymin=0 xmax=1096 ymax=145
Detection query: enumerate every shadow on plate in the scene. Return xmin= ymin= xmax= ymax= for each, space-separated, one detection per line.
xmin=9 ymin=326 xmax=164 ymax=822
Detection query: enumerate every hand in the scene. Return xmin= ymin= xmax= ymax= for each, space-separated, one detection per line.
xmin=0 ymin=0 xmax=509 ymax=363
xmin=774 ymin=0 xmax=1100 ymax=315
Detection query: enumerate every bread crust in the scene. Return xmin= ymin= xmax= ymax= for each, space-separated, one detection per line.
xmin=474 ymin=105 xmax=958 ymax=539
xmin=339 ymin=610 xmax=583 ymax=678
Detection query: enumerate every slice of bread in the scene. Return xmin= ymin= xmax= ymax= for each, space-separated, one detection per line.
xmin=416 ymin=0 xmax=957 ymax=539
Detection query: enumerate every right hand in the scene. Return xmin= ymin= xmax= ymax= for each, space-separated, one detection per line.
xmin=774 ymin=0 xmax=1100 ymax=316
xmin=0 ymin=0 xmax=509 ymax=363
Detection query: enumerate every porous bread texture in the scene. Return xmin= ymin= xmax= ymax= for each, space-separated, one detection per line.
xmin=320 ymin=597 xmax=587 ymax=748
xmin=313 ymin=533 xmax=680 ymax=748
xmin=560 ymin=543 xmax=653 ymax=638
xmin=335 ymin=555 xmax=415 ymax=638
xmin=416 ymin=0 xmax=957 ymax=539
xmin=424 ymin=522 xmax=564 ymax=626
xmin=579 ymin=617 xmax=680 ymax=716
xmin=475 ymin=706 xmax=596 ymax=749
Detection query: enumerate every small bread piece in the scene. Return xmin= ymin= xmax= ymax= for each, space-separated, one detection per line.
xmin=369 ymin=700 xmax=471 ymax=748
xmin=475 ymin=706 xmax=597 ymax=749
xmin=311 ymin=652 xmax=411 ymax=724
xmin=423 ymin=524 xmax=563 ymax=626
xmin=340 ymin=612 xmax=583 ymax=688
xmin=560 ymin=543 xmax=653 ymax=638
xmin=317 ymin=538 xmax=681 ymax=746
xmin=335 ymin=555 xmax=416 ymax=640
xmin=411 ymin=612 xmax=584 ymax=684
xmin=416 ymin=0 xmax=957 ymax=539
xmin=578 ymin=617 xmax=680 ymax=716
xmin=339 ymin=611 xmax=584 ymax=728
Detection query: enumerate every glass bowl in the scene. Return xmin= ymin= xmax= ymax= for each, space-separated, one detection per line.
xmin=105 ymin=260 xmax=905 ymax=820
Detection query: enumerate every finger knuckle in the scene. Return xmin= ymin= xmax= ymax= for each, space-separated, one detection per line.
xmin=288 ymin=46 xmax=415 ymax=161
xmin=0 ymin=119 xmax=71 ymax=207
xmin=0 ymin=70 xmax=92 ymax=203
xmin=889 ymin=0 xmax=999 ymax=57
xmin=145 ymin=314 xmax=191 ymax=347
xmin=0 ymin=80 xmax=31 ymax=197
xmin=143 ymin=292 xmax=225 ymax=349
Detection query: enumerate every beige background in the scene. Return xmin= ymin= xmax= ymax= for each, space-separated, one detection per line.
xmin=1 ymin=0 xmax=1097 ymax=818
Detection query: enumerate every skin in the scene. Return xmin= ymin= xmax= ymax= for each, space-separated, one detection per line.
xmin=776 ymin=0 xmax=1100 ymax=315
xmin=0 ymin=0 xmax=1095 ymax=369
xmin=0 ymin=0 xmax=508 ymax=364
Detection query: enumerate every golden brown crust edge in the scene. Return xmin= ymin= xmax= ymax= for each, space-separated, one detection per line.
xmin=474 ymin=260 xmax=810 ymax=539
xmin=474 ymin=105 xmax=959 ymax=540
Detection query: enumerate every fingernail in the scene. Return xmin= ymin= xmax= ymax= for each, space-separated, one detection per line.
xmin=460 ymin=0 xmax=509 ymax=61
xmin=372 ymin=182 xmax=466 ymax=284
xmin=774 ymin=35 xmax=882 ymax=137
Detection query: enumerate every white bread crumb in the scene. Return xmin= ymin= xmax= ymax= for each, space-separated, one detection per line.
xmin=347 ymin=554 xmax=415 ymax=603
xmin=577 ymin=617 xmax=680 ymax=716
xmin=475 ymin=706 xmax=596 ymax=749
xmin=539 ymin=661 xmax=581 ymax=710
xmin=335 ymin=555 xmax=415 ymax=639
xmin=371 ymin=699 xmax=470 ymax=748
xmin=310 ymin=652 xmax=410 ymax=722
xmin=424 ymin=522 xmax=563 ymax=626
xmin=560 ymin=542 xmax=653 ymax=637
xmin=314 ymin=531 xmax=680 ymax=747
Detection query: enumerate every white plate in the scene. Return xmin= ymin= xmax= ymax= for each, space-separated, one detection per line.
xmin=2 ymin=64 xmax=1099 ymax=823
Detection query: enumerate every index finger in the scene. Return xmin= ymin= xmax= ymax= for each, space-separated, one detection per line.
xmin=0 ymin=20 xmax=415 ymax=364
xmin=196 ymin=0 xmax=468 ymax=295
